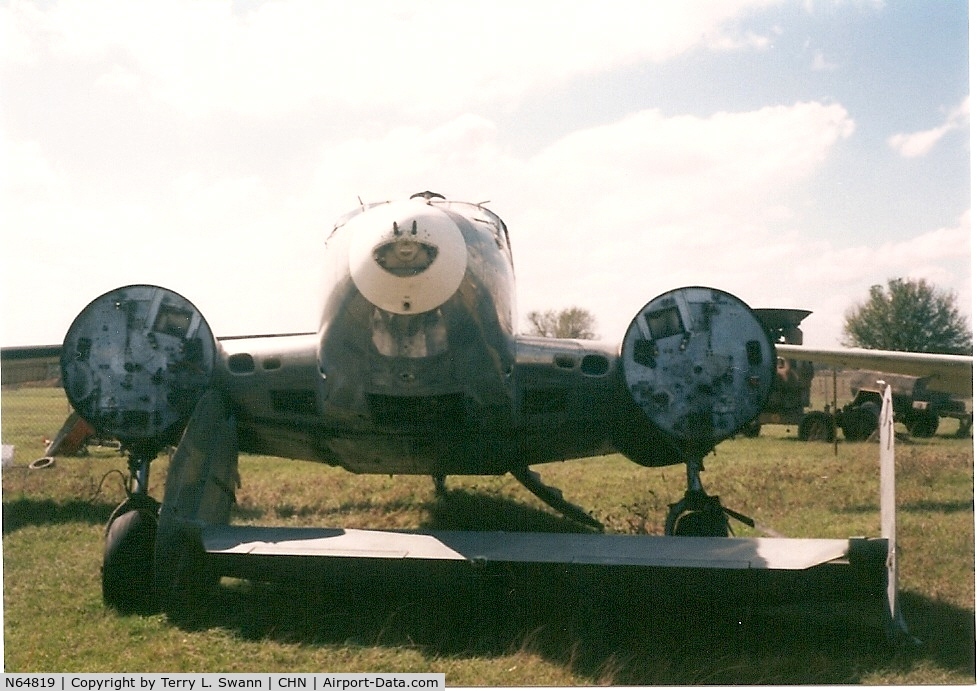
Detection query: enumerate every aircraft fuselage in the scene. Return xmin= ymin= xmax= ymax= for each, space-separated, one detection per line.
xmin=218 ymin=195 xmax=621 ymax=474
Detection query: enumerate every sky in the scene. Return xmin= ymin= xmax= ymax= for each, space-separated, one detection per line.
xmin=0 ymin=0 xmax=971 ymax=349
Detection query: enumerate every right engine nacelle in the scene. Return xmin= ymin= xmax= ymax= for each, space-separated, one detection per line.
xmin=614 ymin=287 xmax=775 ymax=465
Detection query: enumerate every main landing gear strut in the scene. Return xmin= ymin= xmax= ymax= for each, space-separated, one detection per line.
xmin=521 ymin=453 xmax=755 ymax=536
xmin=665 ymin=456 xmax=754 ymax=537
xmin=511 ymin=466 xmax=604 ymax=531
xmin=102 ymin=448 xmax=160 ymax=614
xmin=435 ymin=459 xmax=754 ymax=537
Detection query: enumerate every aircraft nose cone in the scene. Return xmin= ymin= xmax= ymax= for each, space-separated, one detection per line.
xmin=347 ymin=200 xmax=468 ymax=314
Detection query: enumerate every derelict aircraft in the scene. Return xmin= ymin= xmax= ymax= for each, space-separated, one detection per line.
xmin=21 ymin=191 xmax=976 ymax=615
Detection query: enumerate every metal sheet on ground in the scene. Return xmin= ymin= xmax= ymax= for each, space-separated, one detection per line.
xmin=203 ymin=526 xmax=850 ymax=571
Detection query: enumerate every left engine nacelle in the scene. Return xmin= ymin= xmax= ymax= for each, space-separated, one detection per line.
xmin=61 ymin=285 xmax=217 ymax=452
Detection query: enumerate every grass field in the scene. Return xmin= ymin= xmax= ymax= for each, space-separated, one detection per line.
xmin=2 ymin=386 xmax=974 ymax=684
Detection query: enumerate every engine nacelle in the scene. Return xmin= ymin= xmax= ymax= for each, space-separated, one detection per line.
xmin=614 ymin=287 xmax=775 ymax=464
xmin=61 ymin=285 xmax=217 ymax=452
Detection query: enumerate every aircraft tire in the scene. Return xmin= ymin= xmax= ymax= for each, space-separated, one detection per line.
xmin=103 ymin=509 xmax=158 ymax=614
xmin=741 ymin=420 xmax=762 ymax=438
xmin=672 ymin=509 xmax=730 ymax=537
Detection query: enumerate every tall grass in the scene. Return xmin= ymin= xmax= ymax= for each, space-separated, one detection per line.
xmin=2 ymin=387 xmax=973 ymax=683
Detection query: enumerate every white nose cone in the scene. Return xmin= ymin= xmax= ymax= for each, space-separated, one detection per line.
xmin=347 ymin=200 xmax=468 ymax=315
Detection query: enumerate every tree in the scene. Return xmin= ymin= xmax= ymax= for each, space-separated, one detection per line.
xmin=525 ymin=307 xmax=599 ymax=339
xmin=842 ymin=278 xmax=972 ymax=355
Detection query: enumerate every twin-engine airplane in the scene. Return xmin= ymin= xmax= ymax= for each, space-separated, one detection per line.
xmin=26 ymin=192 xmax=974 ymax=614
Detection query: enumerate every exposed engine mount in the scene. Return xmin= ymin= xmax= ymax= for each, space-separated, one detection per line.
xmin=61 ymin=285 xmax=217 ymax=452
xmin=618 ymin=286 xmax=775 ymax=461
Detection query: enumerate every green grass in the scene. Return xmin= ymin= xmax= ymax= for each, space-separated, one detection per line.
xmin=2 ymin=387 xmax=974 ymax=683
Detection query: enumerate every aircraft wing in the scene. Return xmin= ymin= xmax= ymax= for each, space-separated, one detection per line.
xmin=0 ymin=345 xmax=63 ymax=386
xmin=776 ymin=344 xmax=973 ymax=397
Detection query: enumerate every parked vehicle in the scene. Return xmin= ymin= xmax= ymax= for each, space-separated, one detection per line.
xmin=747 ymin=309 xmax=972 ymax=441
xmin=836 ymin=370 xmax=972 ymax=440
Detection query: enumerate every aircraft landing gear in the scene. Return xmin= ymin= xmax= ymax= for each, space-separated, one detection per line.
xmin=511 ymin=466 xmax=604 ymax=531
xmin=102 ymin=450 xmax=160 ymax=614
xmin=665 ymin=457 xmax=754 ymax=537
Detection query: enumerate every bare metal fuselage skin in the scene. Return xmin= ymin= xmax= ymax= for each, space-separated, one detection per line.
xmin=218 ymin=198 xmax=620 ymax=475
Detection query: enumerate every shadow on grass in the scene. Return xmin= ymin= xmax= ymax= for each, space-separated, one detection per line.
xmin=1 ymin=497 xmax=115 ymax=534
xmin=840 ymin=499 xmax=974 ymax=515
xmin=901 ymin=591 xmax=976 ymax=674
xmin=181 ymin=558 xmax=976 ymax=684
xmin=171 ymin=490 xmax=974 ymax=685
xmin=421 ymin=488 xmax=595 ymax=534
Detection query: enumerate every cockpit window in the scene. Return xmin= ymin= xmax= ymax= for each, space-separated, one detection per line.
xmin=326 ymin=201 xmax=391 ymax=244
xmin=331 ymin=202 xmax=389 ymax=230
xmin=441 ymin=201 xmax=512 ymax=256
xmin=327 ymin=197 xmax=513 ymax=267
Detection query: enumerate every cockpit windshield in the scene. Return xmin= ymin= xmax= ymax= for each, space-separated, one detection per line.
xmin=327 ymin=195 xmax=513 ymax=263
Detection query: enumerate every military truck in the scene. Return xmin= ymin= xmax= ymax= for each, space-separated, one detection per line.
xmin=747 ymin=309 xmax=972 ymax=441
xmin=745 ymin=308 xmax=835 ymax=441
xmin=836 ymin=370 xmax=972 ymax=441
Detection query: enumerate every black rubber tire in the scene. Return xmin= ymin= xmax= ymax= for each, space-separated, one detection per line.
xmin=842 ymin=402 xmax=880 ymax=441
xmin=673 ymin=509 xmax=730 ymax=537
xmin=907 ymin=411 xmax=940 ymax=438
xmin=103 ymin=509 xmax=159 ymax=614
xmin=799 ymin=411 xmax=835 ymax=442
xmin=741 ymin=420 xmax=762 ymax=438
xmin=106 ymin=494 xmax=160 ymax=529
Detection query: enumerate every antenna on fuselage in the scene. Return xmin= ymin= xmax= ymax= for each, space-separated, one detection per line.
xmin=409 ymin=191 xmax=446 ymax=201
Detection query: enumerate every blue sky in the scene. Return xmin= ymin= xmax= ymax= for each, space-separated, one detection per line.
xmin=1 ymin=0 xmax=970 ymax=348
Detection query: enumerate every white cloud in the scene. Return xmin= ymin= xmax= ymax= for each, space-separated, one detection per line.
xmin=1 ymin=1 xmax=968 ymax=351
xmin=811 ymin=50 xmax=838 ymax=71
xmin=0 ymin=99 xmax=863 ymax=345
xmin=4 ymin=0 xmax=782 ymax=118
xmin=3 ymin=87 xmax=968 ymax=349
xmin=489 ymin=102 xmax=859 ymax=340
xmin=888 ymin=96 xmax=970 ymax=158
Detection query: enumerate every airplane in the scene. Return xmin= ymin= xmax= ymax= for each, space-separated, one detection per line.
xmin=7 ymin=191 xmax=973 ymax=616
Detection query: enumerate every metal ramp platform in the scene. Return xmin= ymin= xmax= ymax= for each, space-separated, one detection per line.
xmin=201 ymin=526 xmax=889 ymax=611
xmin=204 ymin=526 xmax=854 ymax=570
xmin=158 ymin=388 xmax=906 ymax=640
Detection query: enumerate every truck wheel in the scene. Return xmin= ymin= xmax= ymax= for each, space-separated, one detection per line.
xmin=842 ymin=402 xmax=880 ymax=441
xmin=799 ymin=411 xmax=834 ymax=441
xmin=908 ymin=411 xmax=940 ymax=438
